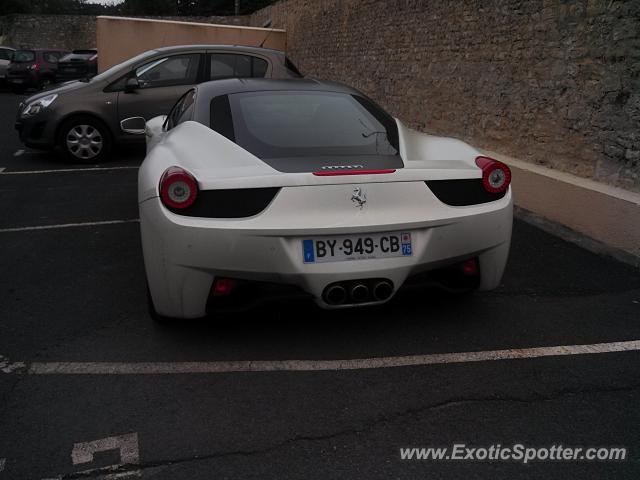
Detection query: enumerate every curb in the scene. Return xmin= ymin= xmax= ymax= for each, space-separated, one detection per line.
xmin=514 ymin=206 xmax=640 ymax=269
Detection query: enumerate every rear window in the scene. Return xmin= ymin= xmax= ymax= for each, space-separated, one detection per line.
xmin=212 ymin=91 xmax=399 ymax=160
xmin=43 ymin=52 xmax=60 ymax=63
xmin=12 ymin=50 xmax=35 ymax=63
xmin=210 ymin=54 xmax=268 ymax=80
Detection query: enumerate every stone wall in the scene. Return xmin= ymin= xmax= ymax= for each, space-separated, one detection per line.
xmin=0 ymin=14 xmax=247 ymax=50
xmin=0 ymin=15 xmax=97 ymax=49
xmin=250 ymin=0 xmax=640 ymax=191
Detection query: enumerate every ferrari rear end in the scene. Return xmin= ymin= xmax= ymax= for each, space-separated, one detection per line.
xmin=138 ymin=79 xmax=512 ymax=319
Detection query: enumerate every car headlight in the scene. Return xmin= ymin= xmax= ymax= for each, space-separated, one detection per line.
xmin=20 ymin=94 xmax=58 ymax=118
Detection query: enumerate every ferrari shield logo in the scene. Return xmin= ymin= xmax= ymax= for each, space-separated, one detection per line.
xmin=351 ymin=187 xmax=367 ymax=209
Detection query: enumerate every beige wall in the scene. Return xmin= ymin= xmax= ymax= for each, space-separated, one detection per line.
xmin=96 ymin=16 xmax=286 ymax=72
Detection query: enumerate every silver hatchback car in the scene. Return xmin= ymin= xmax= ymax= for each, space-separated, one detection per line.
xmin=15 ymin=45 xmax=302 ymax=162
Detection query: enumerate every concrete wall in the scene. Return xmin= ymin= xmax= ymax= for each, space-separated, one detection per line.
xmin=96 ymin=16 xmax=285 ymax=71
xmin=249 ymin=0 xmax=640 ymax=193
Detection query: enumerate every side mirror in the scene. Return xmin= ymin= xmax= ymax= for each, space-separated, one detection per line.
xmin=120 ymin=117 xmax=146 ymax=135
xmin=124 ymin=77 xmax=140 ymax=93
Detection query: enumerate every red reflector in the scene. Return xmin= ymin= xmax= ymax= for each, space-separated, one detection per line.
xmin=461 ymin=259 xmax=479 ymax=275
xmin=213 ymin=278 xmax=237 ymax=296
xmin=313 ymin=169 xmax=396 ymax=176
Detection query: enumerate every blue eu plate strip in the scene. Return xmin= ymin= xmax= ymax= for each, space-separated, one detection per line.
xmin=303 ymin=239 xmax=315 ymax=263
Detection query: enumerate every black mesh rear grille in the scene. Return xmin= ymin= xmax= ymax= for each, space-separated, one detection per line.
xmin=426 ymin=179 xmax=506 ymax=206
xmin=167 ymin=187 xmax=280 ymax=218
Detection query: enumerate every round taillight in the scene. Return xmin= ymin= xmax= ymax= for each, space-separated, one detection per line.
xmin=475 ymin=156 xmax=511 ymax=194
xmin=159 ymin=167 xmax=198 ymax=209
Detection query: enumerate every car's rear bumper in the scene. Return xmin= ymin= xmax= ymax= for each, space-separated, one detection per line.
xmin=7 ymin=72 xmax=38 ymax=88
xmin=140 ymin=182 xmax=513 ymax=318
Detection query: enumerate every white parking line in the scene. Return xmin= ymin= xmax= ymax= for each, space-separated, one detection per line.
xmin=0 ymin=166 xmax=138 ymax=175
xmin=0 ymin=168 xmax=5 ymax=173
xmin=13 ymin=149 xmax=24 ymax=157
xmin=1 ymin=340 xmax=638 ymax=375
xmin=0 ymin=458 xmax=5 ymax=472
xmin=0 ymin=219 xmax=139 ymax=234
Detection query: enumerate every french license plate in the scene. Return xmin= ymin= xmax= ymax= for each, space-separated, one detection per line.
xmin=303 ymin=231 xmax=412 ymax=263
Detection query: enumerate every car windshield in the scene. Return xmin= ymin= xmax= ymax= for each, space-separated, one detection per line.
xmin=222 ymin=91 xmax=399 ymax=159
xmin=89 ymin=50 xmax=156 ymax=83
xmin=12 ymin=50 xmax=35 ymax=63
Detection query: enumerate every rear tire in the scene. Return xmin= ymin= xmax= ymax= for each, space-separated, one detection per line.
xmin=58 ymin=115 xmax=112 ymax=163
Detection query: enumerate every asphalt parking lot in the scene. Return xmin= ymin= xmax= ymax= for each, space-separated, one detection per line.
xmin=0 ymin=90 xmax=639 ymax=479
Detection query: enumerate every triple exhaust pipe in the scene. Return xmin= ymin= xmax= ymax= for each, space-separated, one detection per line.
xmin=323 ymin=279 xmax=394 ymax=306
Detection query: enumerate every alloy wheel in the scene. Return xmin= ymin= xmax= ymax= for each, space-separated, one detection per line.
xmin=66 ymin=124 xmax=103 ymax=160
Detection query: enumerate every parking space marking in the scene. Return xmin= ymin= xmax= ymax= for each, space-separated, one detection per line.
xmin=0 ymin=166 xmax=138 ymax=175
xmin=71 ymin=433 xmax=140 ymax=478
xmin=0 ymin=457 xmax=5 ymax=472
xmin=13 ymin=149 xmax=24 ymax=157
xmin=0 ymin=168 xmax=4 ymax=173
xmin=0 ymin=219 xmax=139 ymax=234
xmin=26 ymin=434 xmax=143 ymax=480
xmin=1 ymin=340 xmax=638 ymax=375
xmin=72 ymin=433 xmax=139 ymax=466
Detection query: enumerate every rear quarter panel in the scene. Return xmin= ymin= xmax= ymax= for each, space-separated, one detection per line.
xmin=397 ymin=120 xmax=481 ymax=171
xmin=138 ymin=120 xmax=277 ymax=203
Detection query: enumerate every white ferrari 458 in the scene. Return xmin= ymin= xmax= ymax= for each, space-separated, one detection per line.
xmin=130 ymin=78 xmax=512 ymax=320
